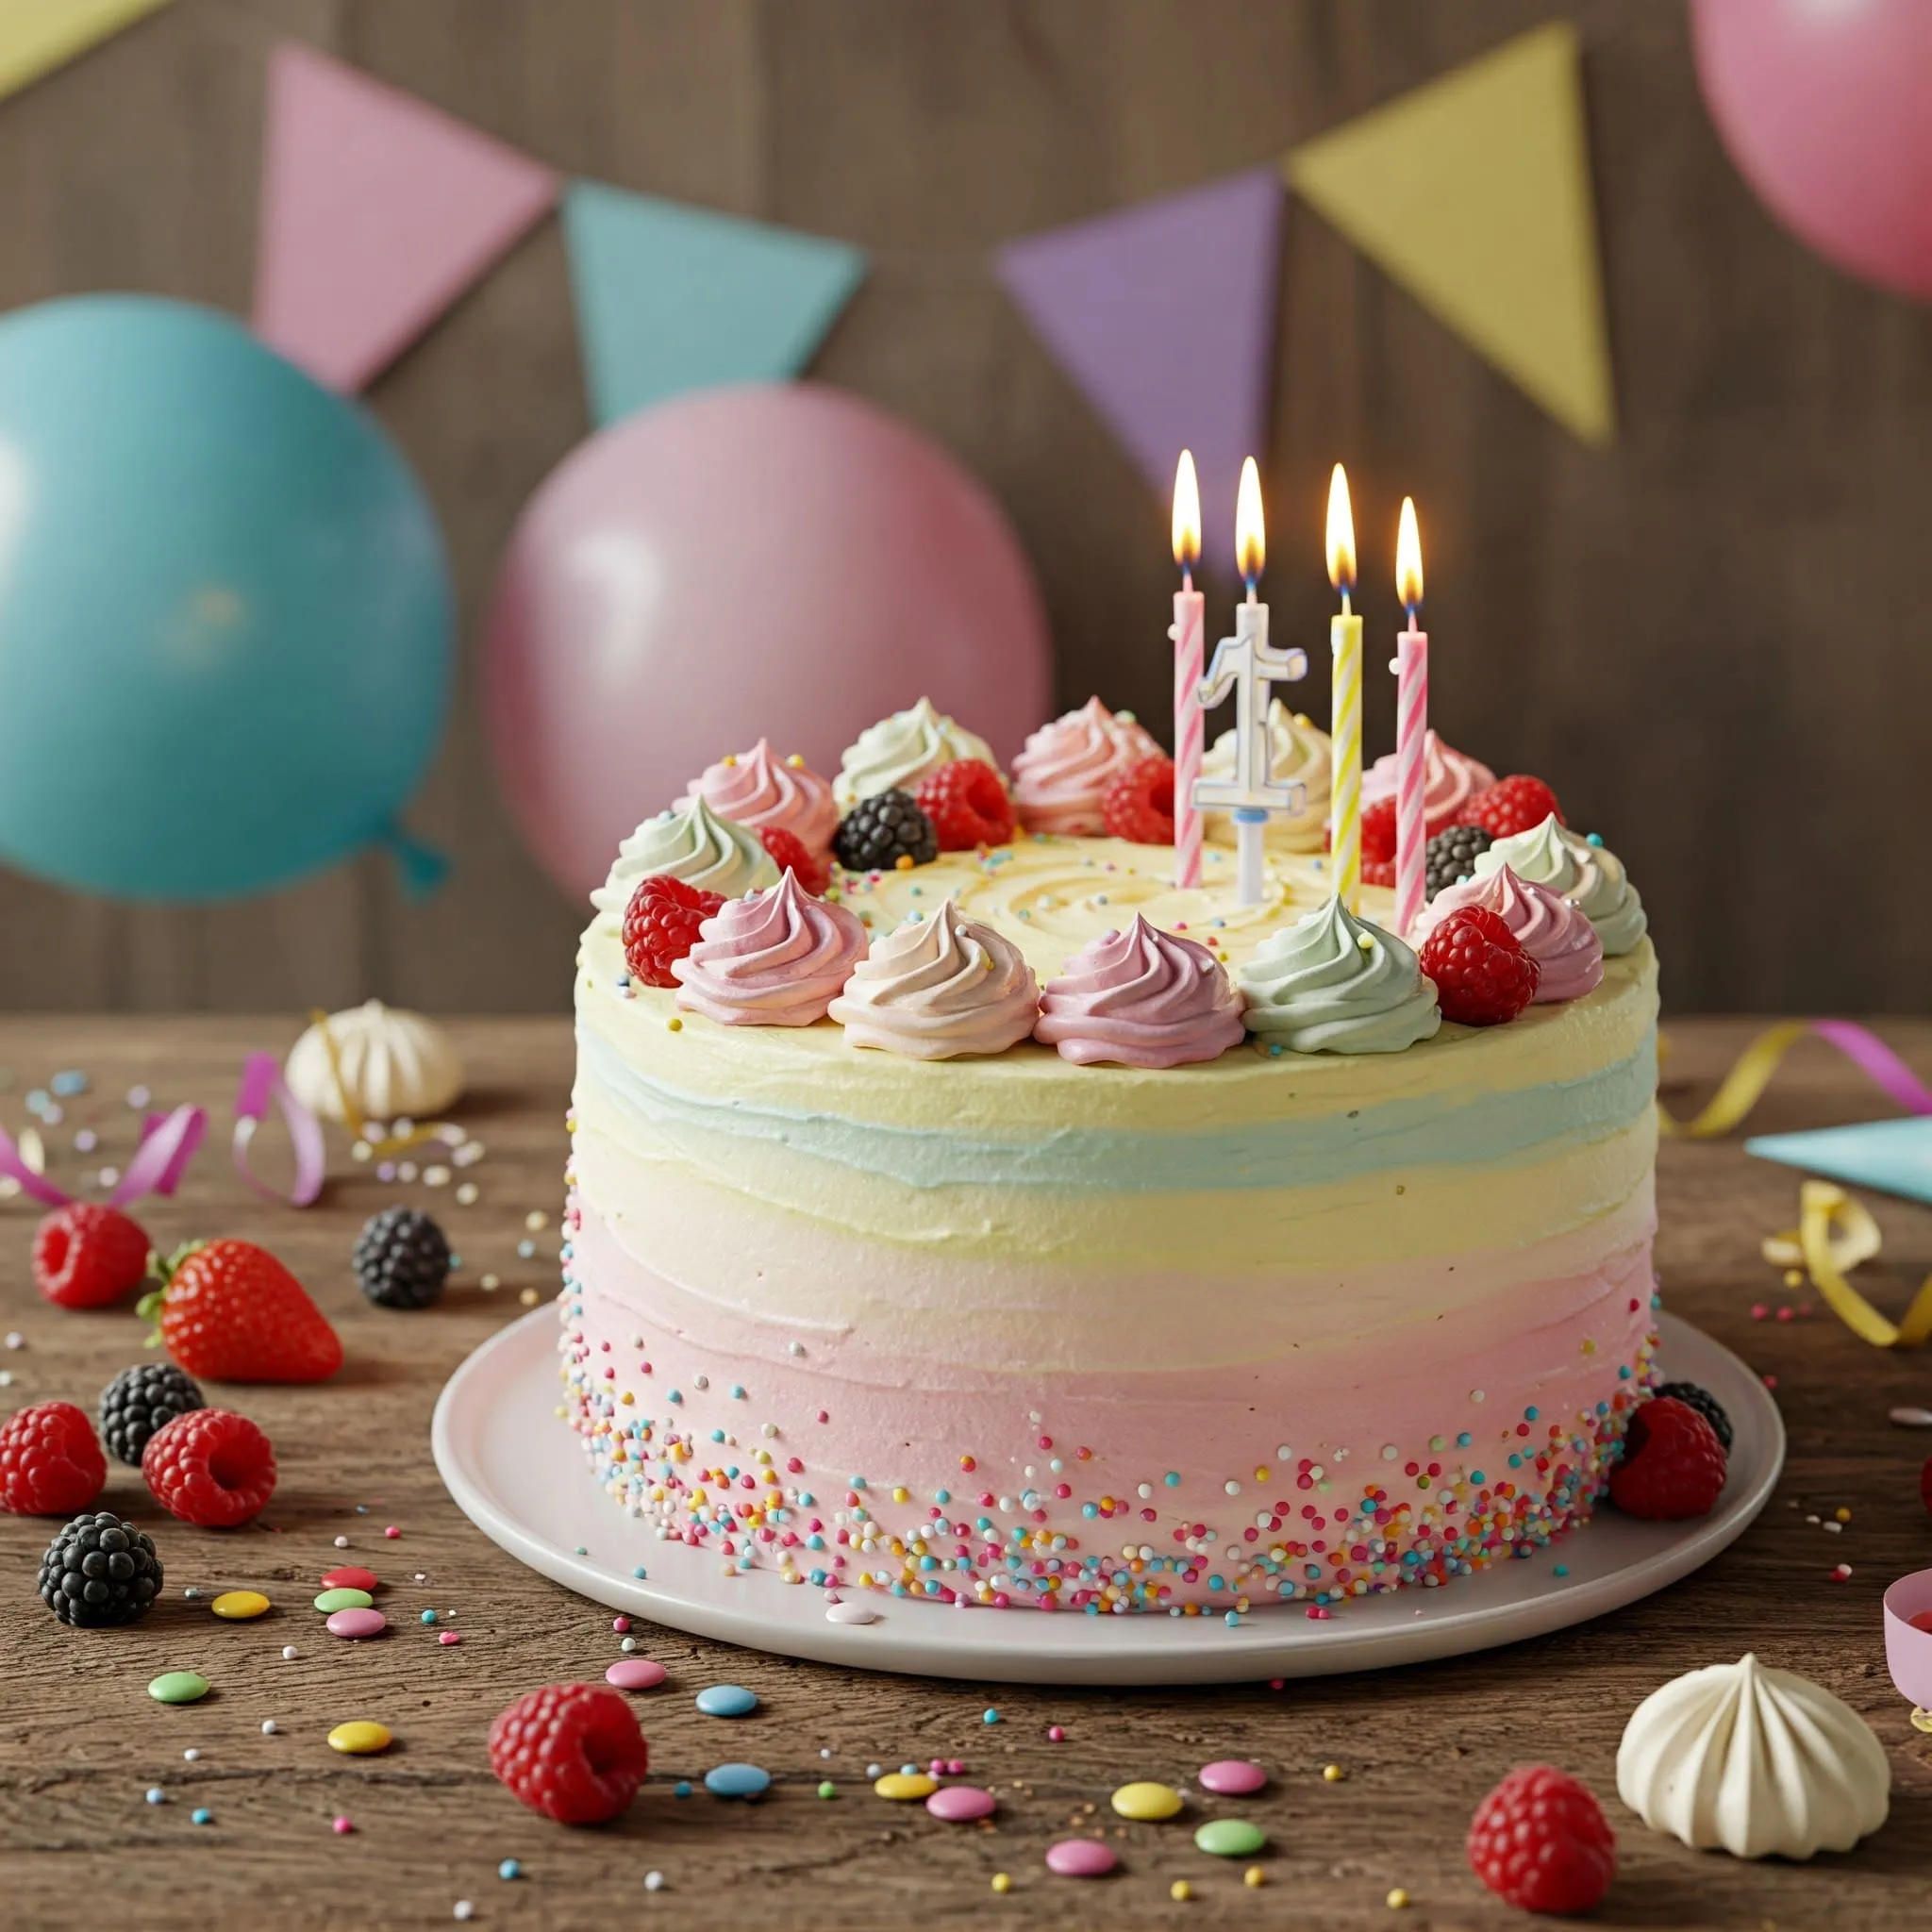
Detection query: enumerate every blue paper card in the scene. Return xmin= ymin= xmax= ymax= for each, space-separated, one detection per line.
xmin=1745 ymin=1116 xmax=1932 ymax=1207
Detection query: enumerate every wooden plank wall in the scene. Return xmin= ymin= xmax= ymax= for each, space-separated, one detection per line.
xmin=0 ymin=0 xmax=1925 ymax=1015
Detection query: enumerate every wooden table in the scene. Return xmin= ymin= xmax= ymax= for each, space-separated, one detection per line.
xmin=1 ymin=1016 xmax=1928 ymax=1929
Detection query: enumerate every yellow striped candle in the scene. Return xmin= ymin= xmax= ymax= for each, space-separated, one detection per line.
xmin=1325 ymin=464 xmax=1362 ymax=912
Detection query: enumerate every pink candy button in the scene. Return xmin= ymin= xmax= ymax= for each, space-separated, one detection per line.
xmin=604 ymin=1658 xmax=668 ymax=1691
xmin=1198 ymin=1759 xmax=1268 ymax=1796
xmin=925 ymin=1785 xmax=995 ymax=1823
xmin=325 ymin=1607 xmax=388 ymax=1640
xmin=1044 ymin=1838 xmax=1117 ymax=1877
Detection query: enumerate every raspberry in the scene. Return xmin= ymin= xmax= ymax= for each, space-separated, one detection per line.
xmin=758 ymin=825 xmax=829 ymax=895
xmin=1467 ymin=774 xmax=1564 ymax=840
xmin=622 ymin=874 xmax=726 ymax=989
xmin=0 ymin=1401 xmax=107 ymax=1515
xmin=33 ymin=1202 xmax=152 ymax=1309
xmin=1100 ymin=755 xmax=1175 ymax=844
xmin=1360 ymin=795 xmax=1397 ymax=863
xmin=1467 ymin=1764 xmax=1616 ymax=1914
xmin=915 ymin=758 xmax=1014 ymax=851
xmin=1653 ymin=1379 xmax=1733 ymax=1453
xmin=1608 ymin=1396 xmax=1727 ymax=1521
xmin=1417 ymin=905 xmax=1541 ymax=1025
xmin=489 ymin=1682 xmax=650 ymax=1824
xmin=142 ymin=1407 xmax=277 ymax=1528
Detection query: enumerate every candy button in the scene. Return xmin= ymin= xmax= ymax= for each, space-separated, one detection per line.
xmin=874 ymin=1772 xmax=937 ymax=1801
xmin=604 ymin=1658 xmax=667 ymax=1691
xmin=1194 ymin=1818 xmax=1267 ymax=1857
xmin=1111 ymin=1780 xmax=1184 ymax=1822
xmin=147 ymin=1672 xmax=210 ymax=1705
xmin=314 ymin=1588 xmax=374 ymax=1613
xmin=694 ymin=1684 xmax=758 ymax=1717
xmin=926 ymin=1785 xmax=996 ymax=1823
xmin=325 ymin=1607 xmax=388 ymax=1640
xmin=1045 ymin=1839 xmax=1117 ymax=1877
xmin=327 ymin=1722 xmax=392 ymax=1755
xmin=1198 ymin=1759 xmax=1268 ymax=1796
xmin=703 ymin=1762 xmax=771 ymax=1798
xmin=320 ymin=1566 xmax=380 ymax=1592
xmin=210 ymin=1591 xmax=271 ymax=1621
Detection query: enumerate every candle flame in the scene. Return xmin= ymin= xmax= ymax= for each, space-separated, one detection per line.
xmin=1235 ymin=457 xmax=1264 ymax=586
xmin=1171 ymin=449 xmax=1201 ymax=571
xmin=1396 ymin=496 xmax=1423 ymax=612
xmin=1325 ymin=464 xmax=1356 ymax=594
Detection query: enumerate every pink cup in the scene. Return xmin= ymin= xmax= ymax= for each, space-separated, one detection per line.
xmin=1881 ymin=1567 xmax=1932 ymax=1708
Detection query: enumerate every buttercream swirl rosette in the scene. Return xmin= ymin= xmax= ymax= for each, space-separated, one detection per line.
xmin=675 ymin=739 xmax=839 ymax=860
xmin=1361 ymin=729 xmax=1496 ymax=833
xmin=1413 ymin=862 xmax=1604 ymax=1003
xmin=671 ymin=870 xmax=868 ymax=1027
xmin=591 ymin=796 xmax=778 ymax=929
xmin=1474 ymin=815 xmax=1646 ymax=957
xmin=1239 ymin=898 xmax=1441 ymax=1055
xmin=1201 ymin=700 xmax=1331 ymax=851
xmin=1010 ymin=696 xmax=1162 ymax=836
xmin=834 ymin=696 xmax=999 ymax=812
xmin=829 ymin=897 xmax=1040 ymax=1058
xmin=1034 ymin=914 xmax=1246 ymax=1068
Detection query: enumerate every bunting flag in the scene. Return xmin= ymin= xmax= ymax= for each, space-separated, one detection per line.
xmin=0 ymin=0 xmax=173 ymax=105
xmin=252 ymin=43 xmax=558 ymax=392
xmin=1286 ymin=23 xmax=1615 ymax=446
xmin=994 ymin=168 xmax=1284 ymax=562
xmin=562 ymin=180 xmax=868 ymax=426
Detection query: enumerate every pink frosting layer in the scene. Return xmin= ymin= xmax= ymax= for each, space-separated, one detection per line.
xmin=1034 ymin=914 xmax=1246 ymax=1068
xmin=1414 ymin=863 xmax=1604 ymax=1003
xmin=676 ymin=738 xmax=839 ymax=858
xmin=1362 ymin=730 xmax=1496 ymax=834
xmin=1011 ymin=697 xmax=1162 ymax=836
xmin=671 ymin=871 xmax=868 ymax=1026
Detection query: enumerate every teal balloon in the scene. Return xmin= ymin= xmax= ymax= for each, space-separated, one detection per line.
xmin=0 ymin=295 xmax=451 ymax=901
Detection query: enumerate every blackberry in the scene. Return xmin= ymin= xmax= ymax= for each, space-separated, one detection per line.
xmin=353 ymin=1205 xmax=452 ymax=1310
xmin=99 ymin=1361 xmax=205 ymax=1466
xmin=832 ymin=789 xmax=939 ymax=873
xmin=1424 ymin=824 xmax=1493 ymax=900
xmin=1654 ymin=1380 xmax=1733 ymax=1453
xmin=39 ymin=1511 xmax=162 ymax=1627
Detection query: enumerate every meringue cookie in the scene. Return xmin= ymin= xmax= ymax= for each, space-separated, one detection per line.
xmin=675 ymin=739 xmax=839 ymax=859
xmin=1361 ymin=729 xmax=1495 ymax=833
xmin=1010 ymin=697 xmax=1162 ymax=836
xmin=834 ymin=697 xmax=998 ymax=812
xmin=591 ymin=796 xmax=777 ymax=929
xmin=672 ymin=871 xmax=868 ymax=1027
xmin=830 ymin=897 xmax=1040 ymax=1059
xmin=1034 ymin=915 xmax=1245 ymax=1068
xmin=1474 ymin=815 xmax=1646 ymax=957
xmin=286 ymin=1001 xmax=463 ymax=1123
xmin=1239 ymin=898 xmax=1441 ymax=1056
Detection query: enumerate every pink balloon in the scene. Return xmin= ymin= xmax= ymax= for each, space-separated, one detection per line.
xmin=483 ymin=383 xmax=1053 ymax=900
xmin=1692 ymin=0 xmax=1932 ymax=302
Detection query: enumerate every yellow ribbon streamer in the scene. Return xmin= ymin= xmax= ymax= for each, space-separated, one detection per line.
xmin=1655 ymin=1020 xmax=1814 ymax=1138
xmin=308 ymin=1008 xmax=450 ymax=1160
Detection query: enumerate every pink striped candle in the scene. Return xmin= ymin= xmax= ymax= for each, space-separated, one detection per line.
xmin=1392 ymin=497 xmax=1428 ymax=939
xmin=1171 ymin=450 xmax=1205 ymax=889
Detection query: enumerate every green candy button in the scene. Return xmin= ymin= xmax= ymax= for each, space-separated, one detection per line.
xmin=1194 ymin=1818 xmax=1266 ymax=1858
xmin=313 ymin=1588 xmax=375 ymax=1613
xmin=148 ymin=1671 xmax=210 ymax=1706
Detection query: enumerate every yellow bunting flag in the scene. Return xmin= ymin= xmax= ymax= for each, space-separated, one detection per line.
xmin=0 ymin=0 xmax=175 ymax=106
xmin=1285 ymin=22 xmax=1615 ymax=445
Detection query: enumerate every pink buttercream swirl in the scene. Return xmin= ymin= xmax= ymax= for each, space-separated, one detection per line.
xmin=1034 ymin=915 xmax=1246 ymax=1068
xmin=1413 ymin=862 xmax=1603 ymax=1004
xmin=828 ymin=898 xmax=1040 ymax=1058
xmin=675 ymin=738 xmax=839 ymax=859
xmin=1011 ymin=697 xmax=1162 ymax=836
xmin=672 ymin=870 xmax=868 ymax=1026
xmin=1362 ymin=729 xmax=1496 ymax=834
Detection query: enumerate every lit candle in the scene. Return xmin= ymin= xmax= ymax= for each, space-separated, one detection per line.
xmin=1326 ymin=464 xmax=1362 ymax=912
xmin=1392 ymin=497 xmax=1428 ymax=938
xmin=1170 ymin=450 xmax=1205 ymax=890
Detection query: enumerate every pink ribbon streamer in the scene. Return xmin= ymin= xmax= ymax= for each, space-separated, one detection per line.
xmin=232 ymin=1052 xmax=326 ymax=1207
xmin=1810 ymin=1020 xmax=1932 ymax=1117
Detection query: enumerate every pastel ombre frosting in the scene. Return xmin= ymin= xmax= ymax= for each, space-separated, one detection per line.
xmin=591 ymin=796 xmax=777 ymax=928
xmin=1475 ymin=816 xmax=1647 ymax=957
xmin=1010 ymin=697 xmax=1162 ymax=835
xmin=829 ymin=898 xmax=1040 ymax=1058
xmin=1034 ymin=915 xmax=1246 ymax=1068
xmin=671 ymin=871 xmax=868 ymax=1027
xmin=1239 ymin=898 xmax=1441 ymax=1055
xmin=1362 ymin=730 xmax=1496 ymax=833
xmin=676 ymin=740 xmax=839 ymax=860
xmin=1202 ymin=701 xmax=1331 ymax=851
xmin=1417 ymin=863 xmax=1604 ymax=1004
xmin=834 ymin=697 xmax=998 ymax=812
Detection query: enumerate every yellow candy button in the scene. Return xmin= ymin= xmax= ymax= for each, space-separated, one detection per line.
xmin=1111 ymin=1780 xmax=1185 ymax=1822
xmin=327 ymin=1721 xmax=392 ymax=1756
xmin=874 ymin=1772 xmax=937 ymax=1801
xmin=210 ymin=1591 xmax=272 ymax=1621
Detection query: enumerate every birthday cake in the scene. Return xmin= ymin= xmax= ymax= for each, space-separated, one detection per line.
xmin=558 ymin=696 xmax=1658 ymax=1616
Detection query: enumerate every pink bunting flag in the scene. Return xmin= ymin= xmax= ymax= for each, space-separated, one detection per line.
xmin=252 ymin=42 xmax=558 ymax=391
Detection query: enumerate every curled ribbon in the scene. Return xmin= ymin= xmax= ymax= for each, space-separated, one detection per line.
xmin=1657 ymin=1018 xmax=1932 ymax=1138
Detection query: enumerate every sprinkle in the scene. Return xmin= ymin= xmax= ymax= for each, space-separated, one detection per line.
xmin=818 ymin=1780 xmax=837 ymax=1799
xmin=260 ymin=1719 xmax=277 ymax=1736
xmin=332 ymin=1816 xmax=353 ymax=1835
xmin=991 ymin=1874 xmax=1012 ymax=1893
xmin=1047 ymin=1724 xmax=1065 ymax=1742
xmin=1245 ymin=1867 xmax=1267 ymax=1888
xmin=144 ymin=1787 xmax=165 ymax=1805
xmin=438 ymin=1631 xmax=461 ymax=1646
xmin=192 ymin=1808 xmax=213 ymax=1826
xmin=644 ymin=1872 xmax=665 ymax=1892
xmin=1323 ymin=1763 xmax=1343 ymax=1783
xmin=982 ymin=1707 xmax=1000 ymax=1724
xmin=1388 ymin=1887 xmax=1411 ymax=1908
xmin=333 ymin=1536 xmax=350 ymax=1549
xmin=454 ymin=1905 xmax=474 ymax=1923
xmin=1171 ymin=1880 xmax=1193 ymax=1902
xmin=281 ymin=1646 xmax=298 ymax=1660
xmin=498 ymin=1860 xmax=521 ymax=1881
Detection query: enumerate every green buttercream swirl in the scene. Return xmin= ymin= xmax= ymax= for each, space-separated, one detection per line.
xmin=1238 ymin=898 xmax=1441 ymax=1056
xmin=591 ymin=796 xmax=777 ymax=928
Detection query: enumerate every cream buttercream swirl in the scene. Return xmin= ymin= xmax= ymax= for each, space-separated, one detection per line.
xmin=829 ymin=897 xmax=1040 ymax=1058
xmin=834 ymin=696 xmax=998 ymax=811
xmin=1474 ymin=815 xmax=1646 ymax=957
xmin=1239 ymin=897 xmax=1441 ymax=1055
xmin=672 ymin=870 xmax=868 ymax=1027
xmin=675 ymin=739 xmax=839 ymax=859
xmin=1414 ymin=862 xmax=1604 ymax=1003
xmin=1010 ymin=697 xmax=1162 ymax=836
xmin=1201 ymin=700 xmax=1332 ymax=851
xmin=1034 ymin=914 xmax=1245 ymax=1068
xmin=1361 ymin=729 xmax=1496 ymax=833
xmin=591 ymin=796 xmax=778 ymax=927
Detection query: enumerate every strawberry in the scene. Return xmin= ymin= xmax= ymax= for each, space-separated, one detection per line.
xmin=140 ymin=1241 xmax=342 ymax=1384
xmin=757 ymin=826 xmax=830 ymax=896
xmin=33 ymin=1203 xmax=153 ymax=1309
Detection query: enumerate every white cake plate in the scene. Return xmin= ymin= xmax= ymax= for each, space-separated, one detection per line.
xmin=432 ymin=1308 xmax=1783 ymax=1687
